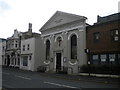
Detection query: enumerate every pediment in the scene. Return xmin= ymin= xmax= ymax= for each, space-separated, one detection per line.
xmin=40 ymin=11 xmax=86 ymax=31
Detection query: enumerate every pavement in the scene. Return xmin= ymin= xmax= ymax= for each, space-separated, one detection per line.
xmin=2 ymin=66 xmax=120 ymax=86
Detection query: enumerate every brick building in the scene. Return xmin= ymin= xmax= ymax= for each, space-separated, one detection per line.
xmin=86 ymin=13 xmax=120 ymax=64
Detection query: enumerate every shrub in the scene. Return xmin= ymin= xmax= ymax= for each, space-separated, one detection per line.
xmin=37 ymin=66 xmax=46 ymax=72
xmin=80 ymin=64 xmax=120 ymax=75
xmin=57 ymin=66 xmax=68 ymax=74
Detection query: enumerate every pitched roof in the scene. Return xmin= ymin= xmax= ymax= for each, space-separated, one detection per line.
xmin=40 ymin=11 xmax=87 ymax=31
xmin=97 ymin=13 xmax=120 ymax=24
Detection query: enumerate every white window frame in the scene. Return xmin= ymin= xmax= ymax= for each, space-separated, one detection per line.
xmin=109 ymin=54 xmax=115 ymax=62
xmin=100 ymin=54 xmax=107 ymax=62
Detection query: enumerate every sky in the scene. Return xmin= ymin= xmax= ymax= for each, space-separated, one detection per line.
xmin=0 ymin=0 xmax=119 ymax=39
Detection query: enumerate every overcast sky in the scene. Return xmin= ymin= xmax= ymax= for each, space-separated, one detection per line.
xmin=0 ymin=0 xmax=119 ymax=39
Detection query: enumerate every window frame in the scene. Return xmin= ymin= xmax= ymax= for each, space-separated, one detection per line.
xmin=71 ymin=34 xmax=77 ymax=59
xmin=46 ymin=40 xmax=50 ymax=60
xmin=22 ymin=56 xmax=28 ymax=66
xmin=110 ymin=29 xmax=119 ymax=42
xmin=27 ymin=44 xmax=30 ymax=50
xmin=100 ymin=54 xmax=107 ymax=62
xmin=23 ymin=45 xmax=25 ymax=51
xmin=93 ymin=32 xmax=100 ymax=43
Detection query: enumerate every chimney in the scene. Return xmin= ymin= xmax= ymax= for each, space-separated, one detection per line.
xmin=28 ymin=23 xmax=32 ymax=33
xmin=14 ymin=29 xmax=17 ymax=33
xmin=97 ymin=15 xmax=101 ymax=23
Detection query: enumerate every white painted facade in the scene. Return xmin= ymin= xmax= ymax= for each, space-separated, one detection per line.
xmin=2 ymin=40 xmax=6 ymax=65
xmin=5 ymin=29 xmax=21 ymax=67
xmin=0 ymin=41 xmax=2 ymax=65
xmin=40 ymin=11 xmax=87 ymax=74
xmin=20 ymin=36 xmax=44 ymax=71
xmin=0 ymin=39 xmax=6 ymax=66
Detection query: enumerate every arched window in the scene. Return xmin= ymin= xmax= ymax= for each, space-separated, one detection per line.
xmin=46 ymin=40 xmax=50 ymax=60
xmin=57 ymin=37 xmax=62 ymax=47
xmin=71 ymin=35 xmax=77 ymax=59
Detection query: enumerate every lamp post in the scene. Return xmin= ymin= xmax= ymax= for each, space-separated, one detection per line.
xmin=88 ymin=61 xmax=90 ymax=76
xmin=85 ymin=49 xmax=90 ymax=76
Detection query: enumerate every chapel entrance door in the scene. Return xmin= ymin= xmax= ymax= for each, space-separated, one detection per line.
xmin=56 ymin=53 xmax=61 ymax=71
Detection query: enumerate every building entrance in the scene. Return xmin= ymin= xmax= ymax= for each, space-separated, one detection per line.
xmin=56 ymin=53 xmax=61 ymax=71
xmin=7 ymin=55 xmax=10 ymax=66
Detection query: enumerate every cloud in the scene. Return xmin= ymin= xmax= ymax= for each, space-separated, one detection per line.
xmin=0 ymin=0 xmax=119 ymax=39
xmin=0 ymin=0 xmax=11 ymax=14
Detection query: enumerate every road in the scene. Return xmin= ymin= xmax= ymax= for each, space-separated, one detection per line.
xmin=2 ymin=67 xmax=119 ymax=89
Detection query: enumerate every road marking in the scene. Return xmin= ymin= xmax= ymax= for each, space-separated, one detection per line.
xmin=44 ymin=81 xmax=78 ymax=89
xmin=15 ymin=75 xmax=31 ymax=80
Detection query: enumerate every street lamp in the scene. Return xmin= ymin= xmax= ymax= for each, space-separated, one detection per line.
xmin=85 ymin=49 xmax=91 ymax=76
xmin=88 ymin=61 xmax=91 ymax=76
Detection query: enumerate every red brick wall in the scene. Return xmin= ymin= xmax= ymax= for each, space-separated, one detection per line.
xmin=86 ymin=20 xmax=120 ymax=54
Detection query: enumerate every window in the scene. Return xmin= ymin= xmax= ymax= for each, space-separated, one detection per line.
xmin=29 ymin=55 xmax=32 ymax=60
xmin=46 ymin=40 xmax=50 ymax=60
xmin=15 ymin=58 xmax=16 ymax=65
xmin=111 ymin=29 xmax=119 ymax=42
xmin=22 ymin=56 xmax=28 ymax=66
xmin=18 ymin=55 xmax=20 ymax=65
xmin=11 ymin=59 xmax=14 ymax=64
xmin=71 ymin=35 xmax=77 ymax=59
xmin=118 ymin=54 xmax=120 ymax=64
xmin=15 ymin=44 xmax=17 ymax=48
xmin=23 ymin=45 xmax=25 ymax=51
xmin=57 ymin=37 xmax=62 ymax=47
xmin=2 ymin=46 xmax=4 ymax=50
xmin=92 ymin=55 xmax=99 ymax=64
xmin=100 ymin=54 xmax=107 ymax=64
xmin=93 ymin=32 xmax=100 ymax=43
xmin=109 ymin=54 xmax=115 ymax=64
xmin=18 ymin=58 xmax=20 ymax=65
xmin=27 ymin=44 xmax=30 ymax=50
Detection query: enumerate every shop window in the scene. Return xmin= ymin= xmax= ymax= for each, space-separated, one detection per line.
xmin=22 ymin=56 xmax=28 ymax=66
xmin=92 ymin=55 xmax=99 ymax=64
xmin=109 ymin=54 xmax=115 ymax=64
xmin=118 ymin=54 xmax=120 ymax=64
xmin=100 ymin=54 xmax=107 ymax=64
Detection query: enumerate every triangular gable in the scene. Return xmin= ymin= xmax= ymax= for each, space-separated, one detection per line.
xmin=40 ymin=11 xmax=86 ymax=31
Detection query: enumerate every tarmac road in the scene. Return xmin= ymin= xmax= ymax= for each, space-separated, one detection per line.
xmin=2 ymin=67 xmax=120 ymax=89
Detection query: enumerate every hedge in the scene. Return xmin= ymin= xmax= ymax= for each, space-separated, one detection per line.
xmin=80 ymin=64 xmax=120 ymax=75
